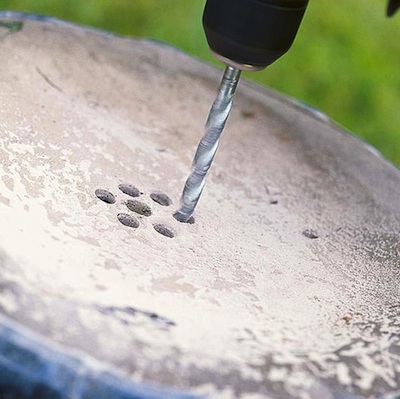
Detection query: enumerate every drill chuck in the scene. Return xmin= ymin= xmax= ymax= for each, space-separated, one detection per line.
xmin=203 ymin=0 xmax=309 ymax=70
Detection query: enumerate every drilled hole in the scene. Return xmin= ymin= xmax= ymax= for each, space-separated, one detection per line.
xmin=125 ymin=200 xmax=152 ymax=217
xmin=302 ymin=229 xmax=319 ymax=239
xmin=117 ymin=213 xmax=139 ymax=228
xmin=150 ymin=191 xmax=172 ymax=206
xmin=95 ymin=189 xmax=116 ymax=204
xmin=153 ymin=224 xmax=175 ymax=238
xmin=173 ymin=212 xmax=195 ymax=224
xmin=119 ymin=183 xmax=140 ymax=198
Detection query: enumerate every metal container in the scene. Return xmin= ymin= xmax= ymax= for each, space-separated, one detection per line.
xmin=0 ymin=12 xmax=399 ymax=399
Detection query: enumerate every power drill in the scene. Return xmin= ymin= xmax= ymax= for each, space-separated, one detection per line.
xmin=174 ymin=0 xmax=400 ymax=223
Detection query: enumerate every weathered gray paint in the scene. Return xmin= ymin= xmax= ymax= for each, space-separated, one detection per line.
xmin=0 ymin=12 xmax=399 ymax=399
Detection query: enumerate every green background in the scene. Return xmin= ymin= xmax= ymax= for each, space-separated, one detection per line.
xmin=2 ymin=1 xmax=400 ymax=165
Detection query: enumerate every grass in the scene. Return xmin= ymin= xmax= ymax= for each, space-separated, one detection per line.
xmin=2 ymin=0 xmax=400 ymax=165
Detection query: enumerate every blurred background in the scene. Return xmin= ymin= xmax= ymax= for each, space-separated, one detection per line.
xmin=1 ymin=1 xmax=400 ymax=165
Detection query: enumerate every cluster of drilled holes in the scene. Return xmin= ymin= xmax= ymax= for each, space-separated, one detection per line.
xmin=95 ymin=184 xmax=177 ymax=238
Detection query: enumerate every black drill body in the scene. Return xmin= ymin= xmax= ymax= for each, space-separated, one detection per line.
xmin=203 ymin=0 xmax=309 ymax=70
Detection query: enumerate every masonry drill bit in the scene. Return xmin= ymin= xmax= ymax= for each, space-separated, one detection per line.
xmin=174 ymin=66 xmax=241 ymax=223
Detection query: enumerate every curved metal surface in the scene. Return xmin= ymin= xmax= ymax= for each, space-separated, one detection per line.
xmin=0 ymin=12 xmax=399 ymax=399
xmin=0 ymin=314 xmax=196 ymax=399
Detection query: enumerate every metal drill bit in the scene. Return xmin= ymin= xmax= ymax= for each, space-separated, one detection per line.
xmin=174 ymin=65 xmax=241 ymax=222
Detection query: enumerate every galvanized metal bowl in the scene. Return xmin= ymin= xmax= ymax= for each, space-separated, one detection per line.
xmin=0 ymin=12 xmax=399 ymax=399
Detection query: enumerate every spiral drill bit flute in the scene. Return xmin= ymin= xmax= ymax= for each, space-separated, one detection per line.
xmin=174 ymin=66 xmax=241 ymax=222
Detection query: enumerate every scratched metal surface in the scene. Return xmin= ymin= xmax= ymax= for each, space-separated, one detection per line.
xmin=0 ymin=12 xmax=399 ymax=399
